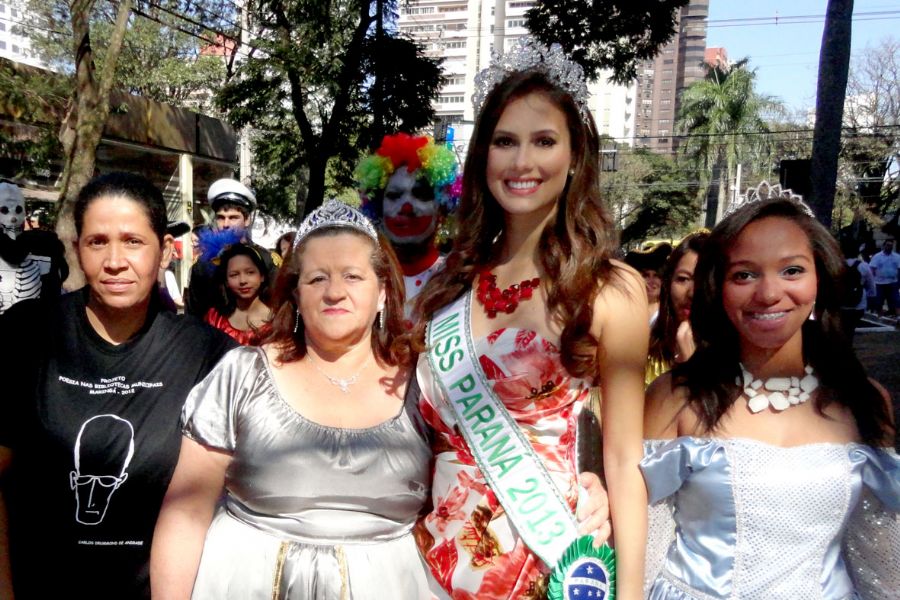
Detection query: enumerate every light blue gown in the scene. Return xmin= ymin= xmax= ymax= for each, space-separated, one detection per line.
xmin=642 ymin=438 xmax=900 ymax=600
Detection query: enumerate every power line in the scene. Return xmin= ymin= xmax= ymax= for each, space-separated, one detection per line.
xmin=0 ymin=14 xmax=68 ymax=37
xmin=399 ymin=10 xmax=900 ymax=39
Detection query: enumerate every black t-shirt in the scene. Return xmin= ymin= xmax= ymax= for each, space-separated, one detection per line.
xmin=0 ymin=289 xmax=236 ymax=599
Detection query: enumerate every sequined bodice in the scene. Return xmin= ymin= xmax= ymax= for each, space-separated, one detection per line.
xmin=641 ymin=438 xmax=900 ymax=600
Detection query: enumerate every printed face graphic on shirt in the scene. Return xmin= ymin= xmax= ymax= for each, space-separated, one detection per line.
xmin=381 ymin=168 xmax=438 ymax=246
xmin=69 ymin=414 xmax=135 ymax=525
xmin=0 ymin=183 xmax=26 ymax=238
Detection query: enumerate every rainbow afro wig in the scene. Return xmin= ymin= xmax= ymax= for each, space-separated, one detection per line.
xmin=355 ymin=132 xmax=462 ymax=223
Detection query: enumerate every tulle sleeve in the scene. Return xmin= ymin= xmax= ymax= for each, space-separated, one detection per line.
xmin=842 ymin=446 xmax=900 ymax=600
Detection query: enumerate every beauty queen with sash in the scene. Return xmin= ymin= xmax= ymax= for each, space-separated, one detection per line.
xmin=413 ymin=39 xmax=649 ymax=600
xmin=417 ymin=293 xmax=616 ymax=599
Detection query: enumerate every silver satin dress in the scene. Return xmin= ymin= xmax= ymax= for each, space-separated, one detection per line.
xmin=182 ymin=347 xmax=434 ymax=599
xmin=641 ymin=438 xmax=900 ymax=600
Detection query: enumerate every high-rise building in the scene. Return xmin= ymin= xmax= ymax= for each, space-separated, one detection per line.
xmin=633 ymin=0 xmax=709 ymax=154
xmin=0 ymin=1 xmax=44 ymax=69
xmin=398 ymin=0 xmax=636 ymax=159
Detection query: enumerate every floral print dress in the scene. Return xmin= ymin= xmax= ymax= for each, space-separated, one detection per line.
xmin=415 ymin=327 xmax=592 ymax=599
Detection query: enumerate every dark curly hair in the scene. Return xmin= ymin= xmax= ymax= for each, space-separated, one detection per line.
xmin=673 ymin=198 xmax=893 ymax=446
xmin=264 ymin=227 xmax=417 ymax=367
xmin=413 ymin=70 xmax=620 ymax=380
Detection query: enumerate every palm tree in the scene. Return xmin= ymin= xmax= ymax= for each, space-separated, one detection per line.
xmin=676 ymin=59 xmax=771 ymax=225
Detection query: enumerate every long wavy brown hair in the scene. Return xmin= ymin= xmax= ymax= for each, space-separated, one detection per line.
xmin=264 ymin=227 xmax=417 ymax=367
xmin=413 ymin=70 xmax=620 ymax=380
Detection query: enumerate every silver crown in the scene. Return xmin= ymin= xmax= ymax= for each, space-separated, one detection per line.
xmin=723 ymin=180 xmax=816 ymax=220
xmin=293 ymin=199 xmax=378 ymax=249
xmin=472 ymin=37 xmax=590 ymax=118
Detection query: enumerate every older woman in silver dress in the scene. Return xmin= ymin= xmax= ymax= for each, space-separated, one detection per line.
xmin=151 ymin=201 xmax=433 ymax=598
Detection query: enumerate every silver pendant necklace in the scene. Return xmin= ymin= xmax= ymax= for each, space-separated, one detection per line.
xmin=308 ymin=353 xmax=369 ymax=394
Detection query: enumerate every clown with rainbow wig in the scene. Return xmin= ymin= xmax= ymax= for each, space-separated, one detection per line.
xmin=355 ymin=132 xmax=461 ymax=316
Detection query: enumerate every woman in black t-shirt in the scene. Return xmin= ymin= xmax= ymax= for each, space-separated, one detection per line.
xmin=0 ymin=172 xmax=235 ymax=599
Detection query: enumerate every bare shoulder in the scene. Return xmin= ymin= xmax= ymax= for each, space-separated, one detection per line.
xmin=645 ymin=372 xmax=690 ymax=439
xmin=595 ymin=260 xmax=647 ymax=303
xmin=591 ymin=260 xmax=648 ymax=338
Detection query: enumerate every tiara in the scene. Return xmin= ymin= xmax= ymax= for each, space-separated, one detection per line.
xmin=293 ymin=199 xmax=378 ymax=249
xmin=722 ymin=180 xmax=816 ymax=220
xmin=472 ymin=37 xmax=590 ymax=118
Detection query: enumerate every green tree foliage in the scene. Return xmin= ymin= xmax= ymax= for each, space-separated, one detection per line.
xmin=15 ymin=0 xmax=234 ymax=287
xmin=217 ymin=0 xmax=444 ymax=218
xmin=836 ymin=36 xmax=900 ymax=241
xmin=0 ymin=59 xmax=67 ymax=179
xmin=526 ymin=0 xmax=689 ymax=83
xmin=676 ymin=60 xmax=773 ymax=225
xmin=601 ymin=145 xmax=699 ymax=244
xmin=21 ymin=1 xmax=230 ymax=113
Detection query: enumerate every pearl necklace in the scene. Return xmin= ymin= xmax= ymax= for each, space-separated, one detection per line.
xmin=308 ymin=354 xmax=369 ymax=394
xmin=738 ymin=364 xmax=819 ymax=413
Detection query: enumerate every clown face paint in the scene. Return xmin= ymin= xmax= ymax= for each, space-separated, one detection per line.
xmin=382 ymin=168 xmax=438 ymax=246
xmin=0 ymin=183 xmax=26 ymax=239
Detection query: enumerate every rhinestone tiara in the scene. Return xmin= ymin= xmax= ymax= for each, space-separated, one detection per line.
xmin=293 ymin=199 xmax=378 ymax=249
xmin=722 ymin=180 xmax=816 ymax=220
xmin=472 ymin=37 xmax=590 ymax=118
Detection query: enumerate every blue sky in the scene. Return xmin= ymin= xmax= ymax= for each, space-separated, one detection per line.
xmin=707 ymin=0 xmax=899 ymax=113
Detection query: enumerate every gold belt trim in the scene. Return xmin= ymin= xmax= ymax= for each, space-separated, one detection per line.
xmin=271 ymin=541 xmax=289 ymax=600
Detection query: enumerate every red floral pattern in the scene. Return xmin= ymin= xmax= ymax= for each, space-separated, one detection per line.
xmin=416 ymin=328 xmax=591 ymax=598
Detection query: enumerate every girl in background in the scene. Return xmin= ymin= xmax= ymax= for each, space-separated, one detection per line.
xmin=645 ymin=232 xmax=709 ymax=385
xmin=204 ymin=243 xmax=273 ymax=346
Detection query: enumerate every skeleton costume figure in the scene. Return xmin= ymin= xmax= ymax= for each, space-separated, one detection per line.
xmin=0 ymin=183 xmax=44 ymax=313
xmin=355 ymin=133 xmax=461 ymax=317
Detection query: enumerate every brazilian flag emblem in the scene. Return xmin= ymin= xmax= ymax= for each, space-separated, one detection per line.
xmin=548 ymin=536 xmax=616 ymax=600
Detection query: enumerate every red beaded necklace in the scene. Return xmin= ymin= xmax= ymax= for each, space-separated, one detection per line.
xmin=476 ymin=270 xmax=541 ymax=318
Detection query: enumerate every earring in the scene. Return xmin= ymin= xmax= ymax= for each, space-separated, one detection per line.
xmin=378 ymin=310 xmax=385 ymax=330
xmin=808 ymin=303 xmax=816 ymax=321
xmin=294 ymin=308 xmax=301 ymax=333
xmin=568 ymin=168 xmax=575 ymax=177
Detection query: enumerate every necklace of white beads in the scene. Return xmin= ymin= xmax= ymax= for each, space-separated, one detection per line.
xmin=738 ymin=364 xmax=819 ymax=413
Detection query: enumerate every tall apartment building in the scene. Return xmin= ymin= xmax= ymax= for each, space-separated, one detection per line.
xmin=0 ymin=1 xmax=43 ymax=69
xmin=398 ymin=0 xmax=635 ymax=159
xmin=633 ymin=0 xmax=709 ymax=154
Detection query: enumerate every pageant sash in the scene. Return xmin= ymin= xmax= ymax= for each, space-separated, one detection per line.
xmin=426 ymin=291 xmax=581 ymax=565
xmin=426 ymin=291 xmax=616 ymax=599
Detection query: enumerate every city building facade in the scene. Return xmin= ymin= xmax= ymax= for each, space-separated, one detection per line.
xmin=0 ymin=1 xmax=42 ymax=69
xmin=398 ymin=0 xmax=637 ymax=161
xmin=633 ymin=0 xmax=709 ymax=154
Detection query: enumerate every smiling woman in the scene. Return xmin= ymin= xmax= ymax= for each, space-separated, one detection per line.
xmin=642 ymin=196 xmax=899 ymax=599
xmin=412 ymin=39 xmax=648 ymax=599
xmin=0 ymin=172 xmax=236 ymax=599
